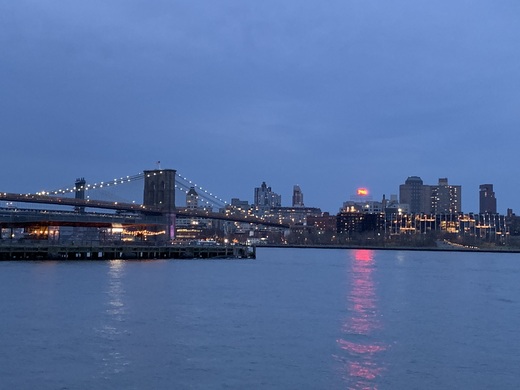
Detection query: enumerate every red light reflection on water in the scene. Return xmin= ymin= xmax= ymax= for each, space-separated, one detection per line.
xmin=354 ymin=250 xmax=373 ymax=262
xmin=336 ymin=249 xmax=387 ymax=389
xmin=338 ymin=339 xmax=386 ymax=354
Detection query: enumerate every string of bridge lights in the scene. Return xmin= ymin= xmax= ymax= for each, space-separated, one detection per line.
xmin=175 ymin=173 xmax=228 ymax=207
xmin=31 ymin=171 xmax=228 ymax=209
xmin=34 ymin=173 xmax=145 ymax=196
xmin=174 ymin=183 xmax=223 ymax=209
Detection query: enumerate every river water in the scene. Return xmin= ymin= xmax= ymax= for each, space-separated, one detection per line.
xmin=0 ymin=248 xmax=519 ymax=389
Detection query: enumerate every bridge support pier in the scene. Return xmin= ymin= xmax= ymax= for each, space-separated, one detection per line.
xmin=143 ymin=169 xmax=177 ymax=241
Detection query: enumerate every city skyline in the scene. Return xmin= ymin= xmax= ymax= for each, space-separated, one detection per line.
xmin=1 ymin=2 xmax=519 ymax=214
xmin=247 ymin=176 xmax=499 ymax=215
xmin=0 ymin=169 xmax=511 ymax=216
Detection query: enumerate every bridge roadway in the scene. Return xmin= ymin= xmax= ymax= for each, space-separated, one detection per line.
xmin=0 ymin=208 xmax=165 ymax=228
xmin=0 ymin=193 xmax=289 ymax=228
xmin=0 ymin=192 xmax=157 ymax=214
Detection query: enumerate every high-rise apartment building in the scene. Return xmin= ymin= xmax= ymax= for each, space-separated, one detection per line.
xmin=292 ymin=185 xmax=304 ymax=207
xmin=399 ymin=176 xmax=431 ymax=214
xmin=254 ymin=182 xmax=281 ymax=209
xmin=400 ymin=176 xmax=462 ymax=214
xmin=431 ymin=178 xmax=461 ymax=214
xmin=479 ymin=184 xmax=497 ymax=214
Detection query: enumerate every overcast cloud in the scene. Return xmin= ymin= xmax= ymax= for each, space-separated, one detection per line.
xmin=1 ymin=0 xmax=519 ymax=212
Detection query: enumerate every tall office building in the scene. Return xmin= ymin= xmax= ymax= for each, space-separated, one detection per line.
xmin=479 ymin=184 xmax=497 ymax=214
xmin=431 ymin=178 xmax=461 ymax=214
xmin=254 ymin=182 xmax=281 ymax=209
xmin=399 ymin=176 xmax=431 ymax=214
xmin=292 ymin=185 xmax=304 ymax=207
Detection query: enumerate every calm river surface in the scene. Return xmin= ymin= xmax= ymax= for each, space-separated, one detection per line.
xmin=1 ymin=248 xmax=519 ymax=389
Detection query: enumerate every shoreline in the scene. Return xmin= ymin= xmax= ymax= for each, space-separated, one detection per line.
xmin=2 ymin=242 xmax=519 ymax=260
xmin=258 ymin=244 xmax=520 ymax=254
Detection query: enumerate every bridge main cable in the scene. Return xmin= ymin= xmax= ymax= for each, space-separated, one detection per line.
xmin=175 ymin=172 xmax=228 ymax=209
xmin=18 ymin=170 xmax=235 ymax=216
xmin=33 ymin=172 xmax=146 ymax=196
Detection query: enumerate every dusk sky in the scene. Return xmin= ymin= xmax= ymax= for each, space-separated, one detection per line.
xmin=1 ymin=1 xmax=519 ymax=213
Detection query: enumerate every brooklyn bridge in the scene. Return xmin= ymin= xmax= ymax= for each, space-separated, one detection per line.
xmin=0 ymin=169 xmax=288 ymax=243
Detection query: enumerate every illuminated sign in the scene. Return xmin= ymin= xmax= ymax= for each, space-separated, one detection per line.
xmin=357 ymin=188 xmax=369 ymax=196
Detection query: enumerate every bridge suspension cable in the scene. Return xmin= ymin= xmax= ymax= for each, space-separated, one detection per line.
xmin=175 ymin=172 xmax=228 ymax=210
xmin=34 ymin=173 xmax=145 ymax=196
xmin=30 ymin=170 xmax=230 ymax=210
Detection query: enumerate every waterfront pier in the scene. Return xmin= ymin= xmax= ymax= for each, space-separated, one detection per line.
xmin=0 ymin=243 xmax=255 ymax=261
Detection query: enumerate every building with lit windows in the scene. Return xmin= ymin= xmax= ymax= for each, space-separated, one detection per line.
xmin=430 ymin=178 xmax=461 ymax=214
xmin=400 ymin=176 xmax=462 ymax=214
xmin=337 ymin=212 xmax=385 ymax=235
xmin=264 ymin=206 xmax=322 ymax=226
xmin=341 ymin=200 xmax=384 ymax=214
xmin=230 ymin=198 xmax=249 ymax=209
xmin=479 ymin=184 xmax=497 ymax=214
xmin=307 ymin=213 xmax=337 ymax=233
xmin=254 ymin=182 xmax=281 ymax=210
xmin=292 ymin=185 xmax=304 ymax=207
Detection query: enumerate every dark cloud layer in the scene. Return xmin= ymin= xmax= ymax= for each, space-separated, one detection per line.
xmin=1 ymin=0 xmax=519 ymax=212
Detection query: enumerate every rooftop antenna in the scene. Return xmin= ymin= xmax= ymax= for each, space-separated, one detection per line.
xmin=156 ymin=160 xmax=162 ymax=170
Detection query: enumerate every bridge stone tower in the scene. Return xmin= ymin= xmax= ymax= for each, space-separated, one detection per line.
xmin=74 ymin=177 xmax=86 ymax=213
xmin=143 ymin=169 xmax=176 ymax=241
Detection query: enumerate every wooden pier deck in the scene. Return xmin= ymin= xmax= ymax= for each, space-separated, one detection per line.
xmin=0 ymin=243 xmax=255 ymax=260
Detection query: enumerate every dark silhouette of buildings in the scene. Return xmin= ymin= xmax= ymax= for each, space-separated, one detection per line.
xmin=479 ymin=184 xmax=497 ymax=214
xmin=74 ymin=177 xmax=86 ymax=213
xmin=399 ymin=176 xmax=430 ymax=213
xmin=292 ymin=185 xmax=304 ymax=207
xmin=186 ymin=187 xmax=199 ymax=209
